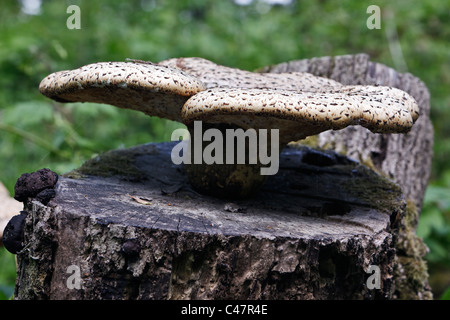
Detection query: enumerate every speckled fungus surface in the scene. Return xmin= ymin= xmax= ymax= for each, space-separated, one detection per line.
xmin=39 ymin=61 xmax=206 ymax=122
xmin=182 ymin=86 xmax=419 ymax=144
xmin=159 ymin=57 xmax=342 ymax=91
xmin=39 ymin=58 xmax=420 ymax=198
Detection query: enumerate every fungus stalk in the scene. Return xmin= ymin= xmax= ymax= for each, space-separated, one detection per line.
xmin=182 ymin=121 xmax=282 ymax=198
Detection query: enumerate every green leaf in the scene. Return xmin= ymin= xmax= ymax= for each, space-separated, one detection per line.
xmin=0 ymin=285 xmax=14 ymax=300
xmin=424 ymin=238 xmax=449 ymax=263
xmin=2 ymin=101 xmax=53 ymax=127
xmin=424 ymin=185 xmax=450 ymax=211
xmin=441 ymin=287 xmax=450 ymax=300
xmin=417 ymin=207 xmax=445 ymax=238
xmin=68 ymin=102 xmax=119 ymax=118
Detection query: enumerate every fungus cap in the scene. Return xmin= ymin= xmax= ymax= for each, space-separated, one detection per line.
xmin=159 ymin=57 xmax=342 ymax=91
xmin=39 ymin=61 xmax=206 ymax=122
xmin=182 ymin=87 xmax=420 ymax=144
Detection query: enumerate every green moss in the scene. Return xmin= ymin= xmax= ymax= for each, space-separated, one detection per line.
xmin=341 ymin=166 xmax=432 ymax=299
xmin=341 ymin=164 xmax=404 ymax=213
xmin=398 ymin=200 xmax=429 ymax=258
xmin=62 ymin=170 xmax=86 ymax=180
xmin=288 ymin=135 xmax=320 ymax=149
xmin=63 ymin=144 xmax=159 ymax=180
xmin=341 ymin=167 xmax=432 ymax=299
xmin=394 ymin=256 xmax=432 ymax=300
xmin=358 ymin=156 xmax=381 ymax=175
xmin=393 ymin=199 xmax=432 ymax=299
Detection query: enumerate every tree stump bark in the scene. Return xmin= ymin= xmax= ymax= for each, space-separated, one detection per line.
xmin=262 ymin=53 xmax=434 ymax=299
xmin=11 ymin=54 xmax=433 ymax=300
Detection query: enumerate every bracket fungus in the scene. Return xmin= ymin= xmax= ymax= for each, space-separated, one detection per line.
xmin=39 ymin=58 xmax=419 ymax=198
xmin=159 ymin=57 xmax=343 ymax=91
xmin=39 ymin=61 xmax=206 ymax=122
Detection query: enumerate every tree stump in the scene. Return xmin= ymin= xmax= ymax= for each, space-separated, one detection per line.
xmin=262 ymin=54 xmax=434 ymax=299
xmin=10 ymin=54 xmax=433 ymax=300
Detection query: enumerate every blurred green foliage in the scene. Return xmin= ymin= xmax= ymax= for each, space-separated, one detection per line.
xmin=0 ymin=0 xmax=449 ymax=299
xmin=0 ymin=247 xmax=15 ymax=299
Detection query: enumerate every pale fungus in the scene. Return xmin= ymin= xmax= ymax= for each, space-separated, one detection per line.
xmin=39 ymin=61 xmax=206 ymax=122
xmin=39 ymin=58 xmax=419 ymax=198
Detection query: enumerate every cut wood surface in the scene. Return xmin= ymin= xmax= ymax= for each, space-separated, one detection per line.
xmin=16 ymin=143 xmax=401 ymax=299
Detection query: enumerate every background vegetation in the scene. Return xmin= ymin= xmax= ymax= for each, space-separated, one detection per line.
xmin=0 ymin=0 xmax=449 ymax=299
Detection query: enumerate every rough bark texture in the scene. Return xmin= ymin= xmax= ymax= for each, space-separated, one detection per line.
xmin=11 ymin=54 xmax=433 ymax=300
xmin=15 ymin=143 xmax=401 ymax=300
xmin=262 ymin=54 xmax=434 ymax=299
